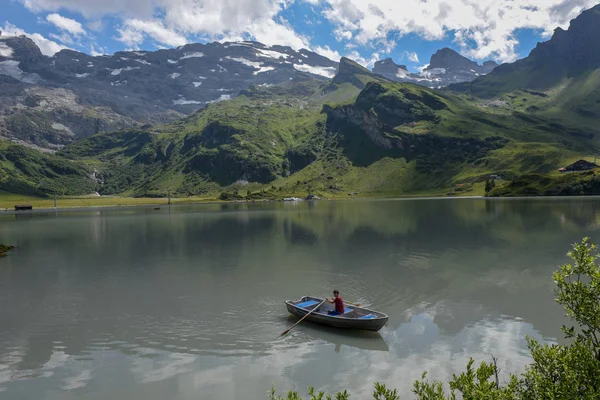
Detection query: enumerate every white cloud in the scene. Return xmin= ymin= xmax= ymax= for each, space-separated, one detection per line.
xmin=117 ymin=19 xmax=187 ymax=47
xmin=49 ymin=32 xmax=74 ymax=44
xmin=20 ymin=0 xmax=310 ymax=50
xmin=46 ymin=13 xmax=86 ymax=35
xmin=16 ymin=0 xmax=599 ymax=63
xmin=306 ymin=0 xmax=599 ymax=62
xmin=1 ymin=22 xmax=69 ymax=55
xmin=89 ymin=44 xmax=106 ymax=56
xmin=404 ymin=51 xmax=419 ymax=63
xmin=87 ymin=20 xmax=104 ymax=32
xmin=313 ymin=45 xmax=342 ymax=61
xmin=346 ymin=49 xmax=380 ymax=68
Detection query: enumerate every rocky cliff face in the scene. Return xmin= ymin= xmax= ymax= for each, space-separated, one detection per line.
xmin=373 ymin=58 xmax=408 ymax=76
xmin=528 ymin=5 xmax=600 ymax=72
xmin=374 ymin=49 xmax=497 ymax=88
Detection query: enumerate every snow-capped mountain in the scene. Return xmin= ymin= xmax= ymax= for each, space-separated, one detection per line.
xmin=0 ymin=35 xmax=499 ymax=150
xmin=0 ymin=36 xmax=338 ymax=148
xmin=373 ymin=48 xmax=498 ymax=88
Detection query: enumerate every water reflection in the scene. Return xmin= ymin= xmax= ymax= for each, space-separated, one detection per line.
xmin=283 ymin=315 xmax=389 ymax=352
xmin=0 ymin=198 xmax=599 ymax=398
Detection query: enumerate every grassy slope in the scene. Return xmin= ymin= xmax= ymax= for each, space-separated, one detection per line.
xmin=59 ymin=72 xmax=599 ymax=199
xmin=0 ymin=139 xmax=96 ymax=197
xmin=4 ymin=56 xmax=600 ymax=200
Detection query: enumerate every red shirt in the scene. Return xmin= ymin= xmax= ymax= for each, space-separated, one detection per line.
xmin=333 ymin=296 xmax=344 ymax=313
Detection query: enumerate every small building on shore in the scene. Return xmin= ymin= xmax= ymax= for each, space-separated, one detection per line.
xmin=14 ymin=205 xmax=33 ymax=211
xmin=559 ymin=160 xmax=598 ymax=173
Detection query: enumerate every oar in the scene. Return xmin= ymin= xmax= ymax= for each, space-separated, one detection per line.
xmin=281 ymin=299 xmax=326 ymax=336
xmin=346 ymin=301 xmax=361 ymax=307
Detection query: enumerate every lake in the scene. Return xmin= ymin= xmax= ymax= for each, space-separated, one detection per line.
xmin=0 ymin=198 xmax=598 ymax=399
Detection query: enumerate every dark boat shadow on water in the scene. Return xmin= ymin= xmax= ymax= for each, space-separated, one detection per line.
xmin=283 ymin=315 xmax=389 ymax=352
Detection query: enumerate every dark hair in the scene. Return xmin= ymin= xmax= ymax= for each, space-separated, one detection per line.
xmin=333 ymin=290 xmax=339 ymax=294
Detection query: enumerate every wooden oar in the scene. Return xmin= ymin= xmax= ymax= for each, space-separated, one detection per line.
xmin=346 ymin=301 xmax=361 ymax=307
xmin=281 ymin=299 xmax=326 ymax=336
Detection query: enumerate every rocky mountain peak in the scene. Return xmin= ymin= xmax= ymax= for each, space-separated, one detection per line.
xmin=427 ymin=48 xmax=478 ymax=70
xmin=0 ymin=35 xmax=43 ymax=62
xmin=330 ymin=57 xmax=374 ymax=88
xmin=373 ymin=58 xmax=408 ymax=76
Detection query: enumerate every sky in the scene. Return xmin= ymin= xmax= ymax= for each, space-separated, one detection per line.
xmin=0 ymin=0 xmax=598 ymax=72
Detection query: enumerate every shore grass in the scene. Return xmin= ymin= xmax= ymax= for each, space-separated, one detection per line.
xmin=0 ymin=244 xmax=14 ymax=257
xmin=0 ymin=189 xmax=484 ymax=211
xmin=0 ymin=192 xmax=220 ymax=210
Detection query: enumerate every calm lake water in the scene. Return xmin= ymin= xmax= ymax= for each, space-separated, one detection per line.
xmin=0 ymin=198 xmax=598 ymax=399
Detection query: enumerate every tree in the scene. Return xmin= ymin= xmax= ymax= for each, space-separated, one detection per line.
xmin=485 ymin=179 xmax=496 ymax=195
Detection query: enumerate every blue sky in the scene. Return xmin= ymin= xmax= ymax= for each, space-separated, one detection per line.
xmin=1 ymin=0 xmax=597 ymax=72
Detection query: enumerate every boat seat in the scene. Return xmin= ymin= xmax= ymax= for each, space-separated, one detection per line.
xmin=296 ymin=300 xmax=319 ymax=309
xmin=343 ymin=307 xmax=353 ymax=314
xmin=359 ymin=314 xmax=377 ymax=320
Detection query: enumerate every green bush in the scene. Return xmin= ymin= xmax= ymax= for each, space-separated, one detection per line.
xmin=271 ymin=238 xmax=600 ymax=399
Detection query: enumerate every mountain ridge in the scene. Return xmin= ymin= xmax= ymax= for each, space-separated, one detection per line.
xmin=0 ymin=35 xmax=499 ymax=150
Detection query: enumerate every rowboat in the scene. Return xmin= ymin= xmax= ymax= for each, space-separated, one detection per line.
xmin=285 ymin=296 xmax=389 ymax=332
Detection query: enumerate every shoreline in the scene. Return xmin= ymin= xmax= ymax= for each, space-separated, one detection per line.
xmin=0 ymin=194 xmax=484 ymax=215
xmin=3 ymin=193 xmax=600 ymax=215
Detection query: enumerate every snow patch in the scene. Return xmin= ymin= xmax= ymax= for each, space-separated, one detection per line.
xmin=253 ymin=66 xmax=275 ymax=75
xmin=135 ymin=59 xmax=151 ymax=65
xmin=0 ymin=43 xmax=14 ymax=58
xmin=109 ymin=66 xmax=139 ymax=75
xmin=132 ymin=52 xmax=146 ymax=56
xmin=192 ymin=82 xmax=202 ymax=87
xmin=226 ymin=56 xmax=261 ymax=69
xmin=75 ymin=73 xmax=90 ymax=78
xmin=293 ymin=64 xmax=336 ymax=78
xmin=120 ymin=57 xmax=129 ymax=61
xmin=197 ymin=76 xmax=207 ymax=79
xmin=256 ymin=48 xmax=289 ymax=59
xmin=170 ymin=72 xmax=181 ymax=79
xmin=422 ymin=68 xmax=446 ymax=76
xmin=87 ymin=63 xmax=93 ymax=68
xmin=167 ymin=59 xmax=178 ymax=64
xmin=225 ymin=43 xmax=252 ymax=49
xmin=173 ymin=98 xmax=203 ymax=105
xmin=180 ymin=52 xmax=204 ymax=60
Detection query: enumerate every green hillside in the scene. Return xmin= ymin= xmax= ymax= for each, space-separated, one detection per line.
xmin=0 ymin=139 xmax=96 ymax=197
xmin=54 ymin=65 xmax=596 ymax=199
xmin=2 ymin=33 xmax=600 ymax=200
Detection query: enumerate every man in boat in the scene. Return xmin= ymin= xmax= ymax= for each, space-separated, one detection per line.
xmin=326 ymin=290 xmax=344 ymax=315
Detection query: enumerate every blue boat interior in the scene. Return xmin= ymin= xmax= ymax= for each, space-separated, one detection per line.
xmin=296 ymin=300 xmax=319 ymax=309
xmin=294 ymin=299 xmax=379 ymax=320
